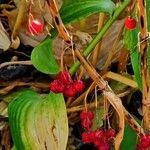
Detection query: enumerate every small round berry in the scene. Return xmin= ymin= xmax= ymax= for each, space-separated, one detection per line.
xmin=28 ymin=19 xmax=43 ymax=35
xmin=81 ymin=131 xmax=93 ymax=144
xmin=57 ymin=71 xmax=72 ymax=85
xmin=81 ymin=118 xmax=93 ymax=130
xmin=49 ymin=79 xmax=64 ymax=93
xmin=73 ymin=80 xmax=85 ymax=92
xmin=98 ymin=142 xmax=110 ymax=150
xmin=80 ymin=110 xmax=94 ymax=120
xmin=105 ymin=128 xmax=116 ymax=140
xmin=63 ymin=84 xmax=76 ymax=97
xmin=125 ymin=17 xmax=136 ymax=30
xmin=94 ymin=128 xmax=105 ymax=141
xmin=136 ymin=145 xmax=145 ymax=150
xmin=140 ymin=134 xmax=150 ymax=148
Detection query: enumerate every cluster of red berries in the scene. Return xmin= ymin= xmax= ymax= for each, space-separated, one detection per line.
xmin=136 ymin=134 xmax=150 ymax=150
xmin=80 ymin=110 xmax=116 ymax=150
xmin=125 ymin=17 xmax=136 ymax=30
xmin=49 ymin=71 xmax=85 ymax=97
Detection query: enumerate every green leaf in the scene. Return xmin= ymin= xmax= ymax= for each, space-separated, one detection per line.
xmin=8 ymin=90 xmax=68 ymax=150
xmin=124 ymin=29 xmax=142 ymax=90
xmin=120 ymin=123 xmax=137 ymax=150
xmin=92 ymin=108 xmax=104 ymax=131
xmin=60 ymin=0 xmax=115 ymax=25
xmin=31 ymin=37 xmax=60 ymax=74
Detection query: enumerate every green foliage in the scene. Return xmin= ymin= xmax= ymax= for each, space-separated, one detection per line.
xmin=31 ymin=0 xmax=115 ymax=74
xmin=120 ymin=123 xmax=137 ymax=150
xmin=8 ymin=90 xmax=68 ymax=150
xmin=31 ymin=37 xmax=60 ymax=74
xmin=124 ymin=29 xmax=142 ymax=90
xmin=60 ymin=0 xmax=115 ymax=25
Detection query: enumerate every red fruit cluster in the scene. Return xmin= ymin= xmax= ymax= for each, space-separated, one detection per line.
xmin=125 ymin=17 xmax=136 ymax=30
xmin=80 ymin=110 xmax=115 ymax=150
xmin=136 ymin=134 xmax=150 ymax=150
xmin=81 ymin=128 xmax=116 ymax=150
xmin=49 ymin=71 xmax=85 ymax=97
xmin=80 ymin=110 xmax=94 ymax=130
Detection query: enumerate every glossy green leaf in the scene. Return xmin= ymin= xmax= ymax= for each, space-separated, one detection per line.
xmin=124 ymin=29 xmax=142 ymax=90
xmin=120 ymin=123 xmax=137 ymax=150
xmin=60 ymin=0 xmax=115 ymax=25
xmin=8 ymin=90 xmax=68 ymax=150
xmin=31 ymin=37 xmax=60 ymax=74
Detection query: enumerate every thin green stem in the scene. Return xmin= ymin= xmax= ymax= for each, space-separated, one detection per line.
xmin=69 ymin=0 xmax=130 ymax=75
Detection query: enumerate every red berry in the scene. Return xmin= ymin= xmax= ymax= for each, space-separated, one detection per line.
xmin=28 ymin=19 xmax=43 ymax=35
xmin=125 ymin=17 xmax=136 ymax=30
xmin=136 ymin=145 xmax=145 ymax=150
xmin=140 ymin=134 xmax=150 ymax=148
xmin=80 ymin=110 xmax=94 ymax=120
xmin=81 ymin=131 xmax=93 ymax=144
xmin=57 ymin=71 xmax=72 ymax=85
xmin=94 ymin=128 xmax=105 ymax=141
xmin=73 ymin=80 xmax=85 ymax=92
xmin=98 ymin=142 xmax=110 ymax=150
xmin=63 ymin=84 xmax=76 ymax=97
xmin=81 ymin=118 xmax=93 ymax=130
xmin=49 ymin=79 xmax=64 ymax=93
xmin=105 ymin=128 xmax=116 ymax=140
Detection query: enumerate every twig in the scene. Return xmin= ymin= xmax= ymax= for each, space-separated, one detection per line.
xmin=0 ymin=60 xmax=32 ymax=69
xmin=67 ymin=99 xmax=103 ymax=113
xmin=138 ymin=0 xmax=150 ymax=131
xmin=104 ymin=71 xmax=138 ymax=88
xmin=11 ymin=0 xmax=26 ymax=40
xmin=0 ymin=4 xmax=15 ymax=9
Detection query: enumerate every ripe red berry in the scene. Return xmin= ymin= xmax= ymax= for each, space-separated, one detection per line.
xmin=80 ymin=110 xmax=94 ymax=120
xmin=136 ymin=145 xmax=145 ymax=150
xmin=63 ymin=84 xmax=76 ymax=97
xmin=125 ymin=17 xmax=136 ymax=30
xmin=57 ymin=71 xmax=72 ymax=85
xmin=81 ymin=131 xmax=93 ymax=144
xmin=140 ymin=134 xmax=150 ymax=148
xmin=49 ymin=79 xmax=64 ymax=93
xmin=81 ymin=118 xmax=93 ymax=130
xmin=73 ymin=80 xmax=85 ymax=92
xmin=98 ymin=142 xmax=110 ymax=150
xmin=94 ymin=128 xmax=105 ymax=141
xmin=28 ymin=19 xmax=43 ymax=35
xmin=105 ymin=128 xmax=116 ymax=140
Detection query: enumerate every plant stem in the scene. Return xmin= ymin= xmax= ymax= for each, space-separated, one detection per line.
xmin=92 ymin=13 xmax=106 ymax=67
xmin=69 ymin=0 xmax=130 ymax=75
xmin=138 ymin=0 xmax=150 ymax=131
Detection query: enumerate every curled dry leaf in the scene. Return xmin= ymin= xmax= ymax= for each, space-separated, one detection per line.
xmin=53 ymin=30 xmax=92 ymax=66
xmin=10 ymin=36 xmax=20 ymax=49
xmin=103 ymin=90 xmax=124 ymax=150
xmin=0 ymin=20 xmax=11 ymax=51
